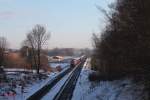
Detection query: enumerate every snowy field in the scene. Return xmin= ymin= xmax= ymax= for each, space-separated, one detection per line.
xmin=0 ymin=63 xmax=70 ymax=100
xmin=49 ymin=63 xmax=69 ymax=69
xmin=72 ymin=58 xmax=148 ymax=100
xmin=0 ymin=72 xmax=55 ymax=100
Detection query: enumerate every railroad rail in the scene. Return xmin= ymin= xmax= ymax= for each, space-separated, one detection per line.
xmin=27 ymin=66 xmax=72 ymax=100
xmin=53 ymin=59 xmax=86 ymax=100
xmin=27 ymin=57 xmax=86 ymax=100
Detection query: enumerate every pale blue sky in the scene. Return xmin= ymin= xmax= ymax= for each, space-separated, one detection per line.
xmin=0 ymin=0 xmax=114 ymax=49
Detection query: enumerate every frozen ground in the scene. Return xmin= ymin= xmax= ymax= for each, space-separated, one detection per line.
xmin=0 ymin=64 xmax=70 ymax=100
xmin=49 ymin=63 xmax=69 ymax=69
xmin=49 ymin=57 xmax=72 ymax=69
xmin=4 ymin=68 xmax=45 ymax=73
xmin=0 ymin=72 xmax=54 ymax=100
xmin=42 ymin=71 xmax=71 ymax=100
xmin=72 ymin=58 xmax=148 ymax=100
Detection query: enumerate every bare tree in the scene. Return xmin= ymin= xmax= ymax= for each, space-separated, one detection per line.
xmin=92 ymin=33 xmax=100 ymax=49
xmin=24 ymin=25 xmax=50 ymax=74
xmin=0 ymin=37 xmax=7 ymax=67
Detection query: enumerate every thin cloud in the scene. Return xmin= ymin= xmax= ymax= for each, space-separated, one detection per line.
xmin=0 ymin=11 xmax=15 ymax=19
xmin=0 ymin=0 xmax=14 ymax=1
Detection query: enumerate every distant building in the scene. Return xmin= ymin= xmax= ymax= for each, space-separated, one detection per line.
xmin=48 ymin=56 xmax=64 ymax=62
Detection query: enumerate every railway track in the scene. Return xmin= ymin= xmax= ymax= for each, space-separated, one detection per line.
xmin=27 ymin=66 xmax=72 ymax=100
xmin=27 ymin=57 xmax=86 ymax=100
xmin=53 ymin=60 xmax=85 ymax=100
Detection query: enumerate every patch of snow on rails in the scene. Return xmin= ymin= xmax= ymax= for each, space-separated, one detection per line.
xmin=41 ymin=72 xmax=71 ymax=100
xmin=25 ymin=66 xmax=70 ymax=100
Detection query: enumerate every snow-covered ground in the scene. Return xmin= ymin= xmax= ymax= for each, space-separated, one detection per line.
xmin=2 ymin=58 xmax=148 ymax=100
xmin=49 ymin=63 xmax=69 ymax=69
xmin=4 ymin=68 xmax=44 ymax=73
xmin=42 ymin=71 xmax=71 ymax=100
xmin=25 ymin=66 xmax=70 ymax=100
xmin=0 ymin=63 xmax=70 ymax=100
xmin=49 ymin=57 xmax=72 ymax=69
xmin=0 ymin=73 xmax=54 ymax=100
xmin=22 ymin=74 xmax=56 ymax=100
xmin=72 ymin=58 xmax=148 ymax=100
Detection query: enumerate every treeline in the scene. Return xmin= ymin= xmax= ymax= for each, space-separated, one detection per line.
xmin=48 ymin=48 xmax=75 ymax=56
xmin=0 ymin=24 xmax=50 ymax=74
xmin=48 ymin=48 xmax=91 ymax=57
xmin=92 ymin=0 xmax=150 ymax=83
xmin=0 ymin=37 xmax=7 ymax=67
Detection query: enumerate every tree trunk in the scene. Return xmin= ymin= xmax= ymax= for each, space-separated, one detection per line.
xmin=37 ymin=47 xmax=41 ymax=74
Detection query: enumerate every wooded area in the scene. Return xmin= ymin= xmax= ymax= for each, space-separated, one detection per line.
xmin=91 ymin=0 xmax=150 ymax=93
